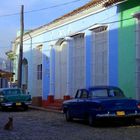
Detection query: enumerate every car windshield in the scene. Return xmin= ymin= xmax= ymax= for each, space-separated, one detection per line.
xmin=2 ymin=89 xmax=22 ymax=95
xmin=89 ymin=88 xmax=125 ymax=98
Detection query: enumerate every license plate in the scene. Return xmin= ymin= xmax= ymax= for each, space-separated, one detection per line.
xmin=116 ymin=111 xmax=125 ymax=116
xmin=16 ymin=102 xmax=21 ymax=106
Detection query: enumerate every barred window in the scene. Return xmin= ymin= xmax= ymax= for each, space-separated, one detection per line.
xmin=91 ymin=25 xmax=108 ymax=85
xmin=37 ymin=64 xmax=42 ymax=80
xmin=71 ymin=33 xmax=85 ymax=96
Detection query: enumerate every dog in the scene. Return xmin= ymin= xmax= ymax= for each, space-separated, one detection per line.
xmin=4 ymin=117 xmax=13 ymax=130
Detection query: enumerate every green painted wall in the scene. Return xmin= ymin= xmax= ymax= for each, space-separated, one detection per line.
xmin=118 ymin=0 xmax=140 ymax=98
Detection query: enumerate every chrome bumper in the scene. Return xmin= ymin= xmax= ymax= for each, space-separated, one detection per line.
xmin=1 ymin=101 xmax=31 ymax=107
xmin=24 ymin=101 xmax=32 ymax=105
xmin=96 ymin=111 xmax=140 ymax=118
xmin=1 ymin=103 xmax=13 ymax=107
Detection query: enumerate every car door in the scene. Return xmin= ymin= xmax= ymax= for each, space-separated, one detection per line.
xmin=71 ymin=89 xmax=88 ymax=118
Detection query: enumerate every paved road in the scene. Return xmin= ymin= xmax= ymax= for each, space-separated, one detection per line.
xmin=0 ymin=109 xmax=140 ymax=140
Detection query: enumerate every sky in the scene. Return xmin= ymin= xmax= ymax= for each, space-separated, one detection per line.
xmin=0 ymin=0 xmax=90 ymax=58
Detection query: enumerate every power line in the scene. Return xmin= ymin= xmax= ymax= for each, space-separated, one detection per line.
xmin=25 ymin=0 xmax=90 ymax=14
xmin=0 ymin=47 xmax=11 ymax=48
xmin=97 ymin=17 xmax=133 ymax=25
xmin=0 ymin=0 xmax=89 ymax=18
xmin=21 ymin=16 xmax=134 ymax=45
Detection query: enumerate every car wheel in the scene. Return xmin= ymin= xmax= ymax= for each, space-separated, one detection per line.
xmin=88 ymin=115 xmax=95 ymax=126
xmin=23 ymin=105 xmax=28 ymax=111
xmin=65 ymin=110 xmax=73 ymax=122
xmin=1 ymin=106 xmax=6 ymax=111
xmin=125 ymin=118 xmax=136 ymax=125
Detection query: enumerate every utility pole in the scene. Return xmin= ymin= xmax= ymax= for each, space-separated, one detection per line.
xmin=18 ymin=5 xmax=24 ymax=88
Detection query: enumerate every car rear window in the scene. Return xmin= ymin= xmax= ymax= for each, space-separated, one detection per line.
xmin=108 ymin=89 xmax=124 ymax=97
xmin=89 ymin=88 xmax=125 ymax=98
xmin=89 ymin=89 xmax=108 ymax=97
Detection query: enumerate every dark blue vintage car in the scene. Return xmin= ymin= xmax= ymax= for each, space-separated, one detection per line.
xmin=62 ymin=86 xmax=140 ymax=125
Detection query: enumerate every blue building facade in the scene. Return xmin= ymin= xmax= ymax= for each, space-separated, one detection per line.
xmin=41 ymin=2 xmax=120 ymax=106
xmin=12 ymin=0 xmax=140 ymax=107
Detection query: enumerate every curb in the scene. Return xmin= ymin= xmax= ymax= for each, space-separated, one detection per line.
xmin=29 ymin=105 xmax=63 ymax=114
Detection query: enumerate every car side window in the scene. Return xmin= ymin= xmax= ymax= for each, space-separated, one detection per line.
xmin=109 ymin=90 xmax=115 ymax=97
xmin=75 ymin=90 xmax=82 ymax=98
xmin=81 ymin=90 xmax=88 ymax=98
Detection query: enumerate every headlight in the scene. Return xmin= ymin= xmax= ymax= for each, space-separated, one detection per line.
xmin=0 ymin=95 xmax=4 ymax=102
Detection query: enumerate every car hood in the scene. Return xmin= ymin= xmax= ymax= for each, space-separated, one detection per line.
xmin=3 ymin=94 xmax=31 ymax=102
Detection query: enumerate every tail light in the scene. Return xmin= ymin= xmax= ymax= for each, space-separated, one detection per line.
xmin=137 ymin=103 xmax=140 ymax=109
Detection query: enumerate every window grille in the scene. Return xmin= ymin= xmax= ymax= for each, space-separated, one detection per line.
xmin=37 ymin=64 xmax=42 ymax=80
xmin=71 ymin=34 xmax=85 ymax=96
xmin=91 ymin=26 xmax=108 ymax=86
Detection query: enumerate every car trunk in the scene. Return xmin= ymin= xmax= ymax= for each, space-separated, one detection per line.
xmin=99 ymin=97 xmax=137 ymax=111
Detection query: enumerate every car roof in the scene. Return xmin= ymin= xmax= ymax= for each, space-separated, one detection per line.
xmin=88 ymin=86 xmax=121 ymax=90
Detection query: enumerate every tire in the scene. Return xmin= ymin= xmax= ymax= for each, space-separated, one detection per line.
xmin=23 ymin=105 xmax=28 ymax=111
xmin=1 ymin=106 xmax=6 ymax=111
xmin=88 ymin=115 xmax=95 ymax=126
xmin=125 ymin=118 xmax=136 ymax=125
xmin=65 ymin=110 xmax=73 ymax=122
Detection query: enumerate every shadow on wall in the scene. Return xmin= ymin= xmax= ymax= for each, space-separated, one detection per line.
xmin=18 ymin=45 xmax=44 ymax=106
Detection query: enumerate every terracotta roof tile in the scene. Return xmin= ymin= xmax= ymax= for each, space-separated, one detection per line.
xmin=24 ymin=0 xmax=123 ymax=37
xmin=48 ymin=0 xmax=104 ymax=25
xmin=30 ymin=0 xmax=105 ymax=33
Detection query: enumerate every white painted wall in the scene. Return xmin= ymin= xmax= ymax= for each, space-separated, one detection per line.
xmin=55 ymin=41 xmax=67 ymax=99
xmin=71 ymin=34 xmax=85 ymax=97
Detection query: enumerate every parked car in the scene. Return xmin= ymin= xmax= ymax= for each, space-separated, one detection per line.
xmin=62 ymin=86 xmax=140 ymax=126
xmin=0 ymin=88 xmax=31 ymax=110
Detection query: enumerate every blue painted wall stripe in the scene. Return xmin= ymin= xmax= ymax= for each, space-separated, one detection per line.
xmin=85 ymin=30 xmax=92 ymax=88
xmin=109 ymin=15 xmax=119 ymax=86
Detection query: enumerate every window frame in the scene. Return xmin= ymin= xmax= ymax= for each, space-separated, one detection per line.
xmin=37 ymin=64 xmax=42 ymax=80
xmin=90 ymin=25 xmax=108 ymax=85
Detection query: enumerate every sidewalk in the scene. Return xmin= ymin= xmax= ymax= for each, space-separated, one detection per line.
xmin=29 ymin=105 xmax=63 ymax=114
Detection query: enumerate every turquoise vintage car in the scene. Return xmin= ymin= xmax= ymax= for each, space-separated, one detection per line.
xmin=0 ymin=88 xmax=31 ymax=110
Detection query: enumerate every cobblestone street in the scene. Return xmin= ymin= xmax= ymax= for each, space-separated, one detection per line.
xmin=0 ymin=109 xmax=140 ymax=140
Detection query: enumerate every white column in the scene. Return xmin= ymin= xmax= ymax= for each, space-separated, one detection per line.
xmin=49 ymin=45 xmax=55 ymax=96
xmin=65 ymin=37 xmax=73 ymax=96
